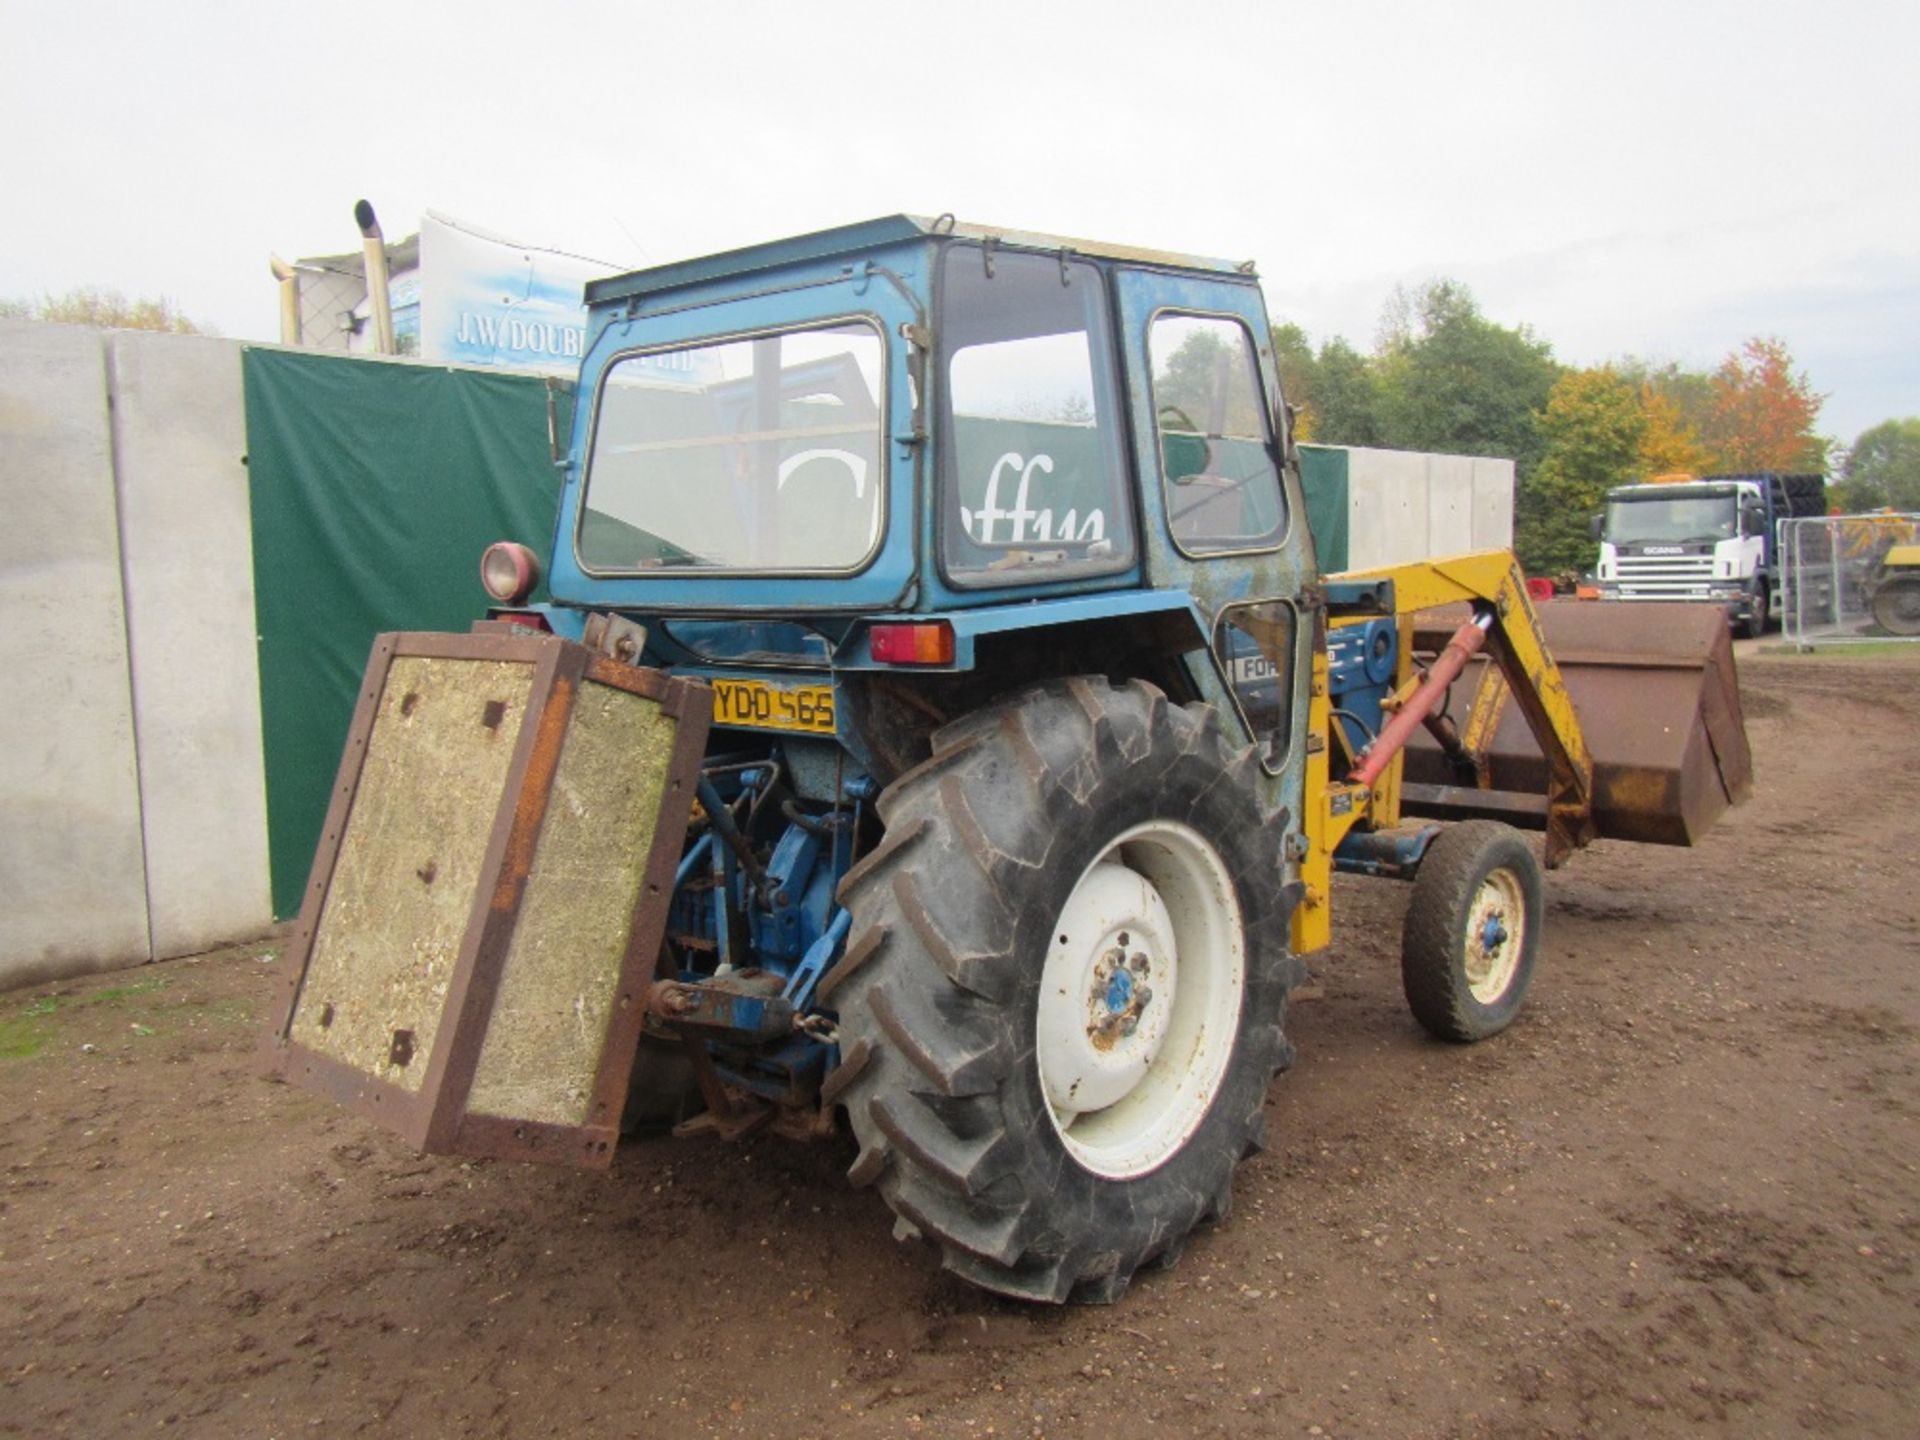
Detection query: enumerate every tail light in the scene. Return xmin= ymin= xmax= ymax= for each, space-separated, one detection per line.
xmin=869 ymin=621 xmax=955 ymax=666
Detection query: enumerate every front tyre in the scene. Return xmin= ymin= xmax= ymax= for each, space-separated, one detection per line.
xmin=820 ymin=678 xmax=1301 ymax=1303
xmin=1401 ymin=821 xmax=1542 ymax=1043
xmin=1739 ymin=580 xmax=1770 ymax=640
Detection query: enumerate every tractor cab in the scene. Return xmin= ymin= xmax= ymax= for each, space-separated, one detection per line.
xmin=513 ymin=216 xmax=1317 ymax=812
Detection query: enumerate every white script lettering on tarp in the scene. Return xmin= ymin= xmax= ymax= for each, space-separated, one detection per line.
xmin=963 ymin=452 xmax=1106 ymax=545
xmin=777 ymin=448 xmax=870 ymax=498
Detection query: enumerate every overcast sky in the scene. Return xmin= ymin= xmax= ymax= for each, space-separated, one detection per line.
xmin=4 ymin=0 xmax=1913 ymax=446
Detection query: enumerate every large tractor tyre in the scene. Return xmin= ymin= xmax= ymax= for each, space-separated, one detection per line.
xmin=1871 ymin=574 xmax=1920 ymax=636
xmin=1401 ymin=821 xmax=1542 ymax=1043
xmin=820 ymin=678 xmax=1302 ymax=1303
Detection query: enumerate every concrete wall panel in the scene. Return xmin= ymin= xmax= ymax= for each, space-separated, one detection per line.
xmin=1427 ymin=454 xmax=1476 ymax=557
xmin=1471 ymin=458 xmax=1515 ymax=554
xmin=1339 ymin=447 xmax=1516 ymax=572
xmin=0 ymin=320 xmax=151 ymax=987
xmin=1345 ymin=447 xmax=1429 ymax=570
xmin=109 ymin=332 xmax=272 ymax=957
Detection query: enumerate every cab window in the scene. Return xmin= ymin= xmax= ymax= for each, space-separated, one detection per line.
xmin=1214 ymin=600 xmax=1296 ymax=772
xmin=579 ymin=320 xmax=884 ymax=574
xmin=938 ymin=247 xmax=1134 ymax=587
xmin=1149 ymin=314 xmax=1285 ymax=554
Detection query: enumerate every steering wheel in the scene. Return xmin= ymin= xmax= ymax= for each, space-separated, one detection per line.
xmin=1156 ymin=402 xmax=1201 ymax=434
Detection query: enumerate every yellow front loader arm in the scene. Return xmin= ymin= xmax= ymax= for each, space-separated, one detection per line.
xmin=1292 ymin=552 xmax=1596 ymax=957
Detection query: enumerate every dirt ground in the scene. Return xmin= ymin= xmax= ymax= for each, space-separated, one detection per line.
xmin=3 ymin=647 xmax=1918 ymax=1439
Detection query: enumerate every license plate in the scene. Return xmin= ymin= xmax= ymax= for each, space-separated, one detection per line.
xmin=709 ymin=678 xmax=837 ymax=735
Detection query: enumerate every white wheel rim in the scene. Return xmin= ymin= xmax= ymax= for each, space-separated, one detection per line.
xmin=1035 ymin=820 xmax=1246 ymax=1180
xmin=1464 ymin=866 xmax=1525 ymax=1004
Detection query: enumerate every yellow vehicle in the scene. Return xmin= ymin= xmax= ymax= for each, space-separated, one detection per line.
xmin=1872 ymin=543 xmax=1920 ymax=635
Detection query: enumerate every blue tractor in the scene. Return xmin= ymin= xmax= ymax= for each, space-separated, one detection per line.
xmin=272 ymin=217 xmax=1750 ymax=1302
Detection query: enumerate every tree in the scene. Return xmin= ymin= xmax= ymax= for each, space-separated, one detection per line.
xmin=1635 ymin=383 xmax=1712 ymax=477
xmin=1268 ymin=322 xmax=1319 ymax=442
xmin=1615 ymin=359 xmax=1718 ymax=469
xmin=1518 ymin=367 xmax=1647 ymax=575
xmin=1154 ymin=328 xmax=1264 ymax=438
xmin=1700 ymin=336 xmax=1827 ymax=472
xmin=1310 ymin=337 xmax=1383 ymax=448
xmin=0 ymin=285 xmax=215 ymax=335
xmin=1369 ymin=280 xmax=1560 ymax=474
xmin=1832 ymin=418 xmax=1920 ymax=511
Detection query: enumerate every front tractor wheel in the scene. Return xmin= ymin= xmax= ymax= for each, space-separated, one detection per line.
xmin=821 ymin=678 xmax=1301 ymax=1303
xmin=1401 ymin=821 xmax=1542 ymax=1043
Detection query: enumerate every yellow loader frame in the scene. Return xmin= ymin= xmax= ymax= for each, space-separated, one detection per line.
xmin=1292 ymin=552 xmax=1595 ymax=956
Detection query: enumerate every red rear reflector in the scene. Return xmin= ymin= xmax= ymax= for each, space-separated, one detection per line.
xmin=870 ymin=622 xmax=955 ymax=666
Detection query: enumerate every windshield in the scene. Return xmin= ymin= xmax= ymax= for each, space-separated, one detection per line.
xmin=579 ymin=320 xmax=884 ymax=573
xmin=1605 ymin=492 xmax=1738 ymax=546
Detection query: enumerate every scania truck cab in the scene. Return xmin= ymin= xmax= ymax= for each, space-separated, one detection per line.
xmin=1593 ymin=472 xmax=1826 ymax=638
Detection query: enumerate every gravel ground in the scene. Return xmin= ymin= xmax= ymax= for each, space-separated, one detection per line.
xmin=2 ymin=647 xmax=1917 ymax=1439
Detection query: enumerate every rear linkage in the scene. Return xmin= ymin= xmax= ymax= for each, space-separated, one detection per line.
xmin=642 ymin=754 xmax=873 ymax=1137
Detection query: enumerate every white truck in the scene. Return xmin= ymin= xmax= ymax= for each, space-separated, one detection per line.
xmin=1592 ymin=472 xmax=1827 ymax=637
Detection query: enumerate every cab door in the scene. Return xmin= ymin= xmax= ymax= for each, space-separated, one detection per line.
xmin=1112 ymin=267 xmax=1317 ymax=820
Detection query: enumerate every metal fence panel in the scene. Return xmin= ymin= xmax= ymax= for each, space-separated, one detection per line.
xmin=1781 ymin=513 xmax=1920 ymax=645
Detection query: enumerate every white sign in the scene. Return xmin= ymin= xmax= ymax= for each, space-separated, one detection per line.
xmin=417 ymin=211 xmax=615 ymax=375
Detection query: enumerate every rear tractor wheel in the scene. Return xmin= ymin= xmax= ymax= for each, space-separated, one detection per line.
xmin=1871 ymin=574 xmax=1920 ymax=636
xmin=820 ymin=678 xmax=1302 ymax=1303
xmin=1401 ymin=821 xmax=1542 ymax=1043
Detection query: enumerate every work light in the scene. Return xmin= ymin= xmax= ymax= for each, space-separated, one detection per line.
xmin=480 ymin=541 xmax=540 ymax=604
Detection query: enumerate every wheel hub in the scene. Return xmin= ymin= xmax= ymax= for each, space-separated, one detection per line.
xmin=1033 ymin=822 xmax=1246 ymax=1180
xmin=1477 ymin=912 xmax=1508 ymax=954
xmin=1038 ymin=864 xmax=1177 ymax=1117
xmin=1091 ymin=940 xmax=1154 ymax=1046
xmin=1464 ymin=868 xmax=1526 ymax=1003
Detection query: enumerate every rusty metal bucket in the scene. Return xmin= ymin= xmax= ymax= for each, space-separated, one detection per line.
xmin=1404 ymin=601 xmax=1752 ymax=846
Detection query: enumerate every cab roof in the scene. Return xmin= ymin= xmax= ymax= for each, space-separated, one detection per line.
xmin=583 ymin=214 xmax=1256 ymax=307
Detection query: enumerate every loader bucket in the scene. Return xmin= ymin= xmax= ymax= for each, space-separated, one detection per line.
xmin=266 ymin=630 xmax=711 ymax=1169
xmin=1404 ymin=601 xmax=1751 ymax=846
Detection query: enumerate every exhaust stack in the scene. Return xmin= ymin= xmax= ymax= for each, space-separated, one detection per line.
xmin=268 ymin=254 xmax=300 ymax=345
xmin=354 ymin=199 xmax=395 ymax=355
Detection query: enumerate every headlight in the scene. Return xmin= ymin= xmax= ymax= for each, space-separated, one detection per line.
xmin=480 ymin=541 xmax=541 ymax=605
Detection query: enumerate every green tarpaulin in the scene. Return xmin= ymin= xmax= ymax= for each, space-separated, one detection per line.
xmin=1299 ymin=443 xmax=1349 ymax=572
xmin=243 ymin=350 xmax=566 ymax=918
